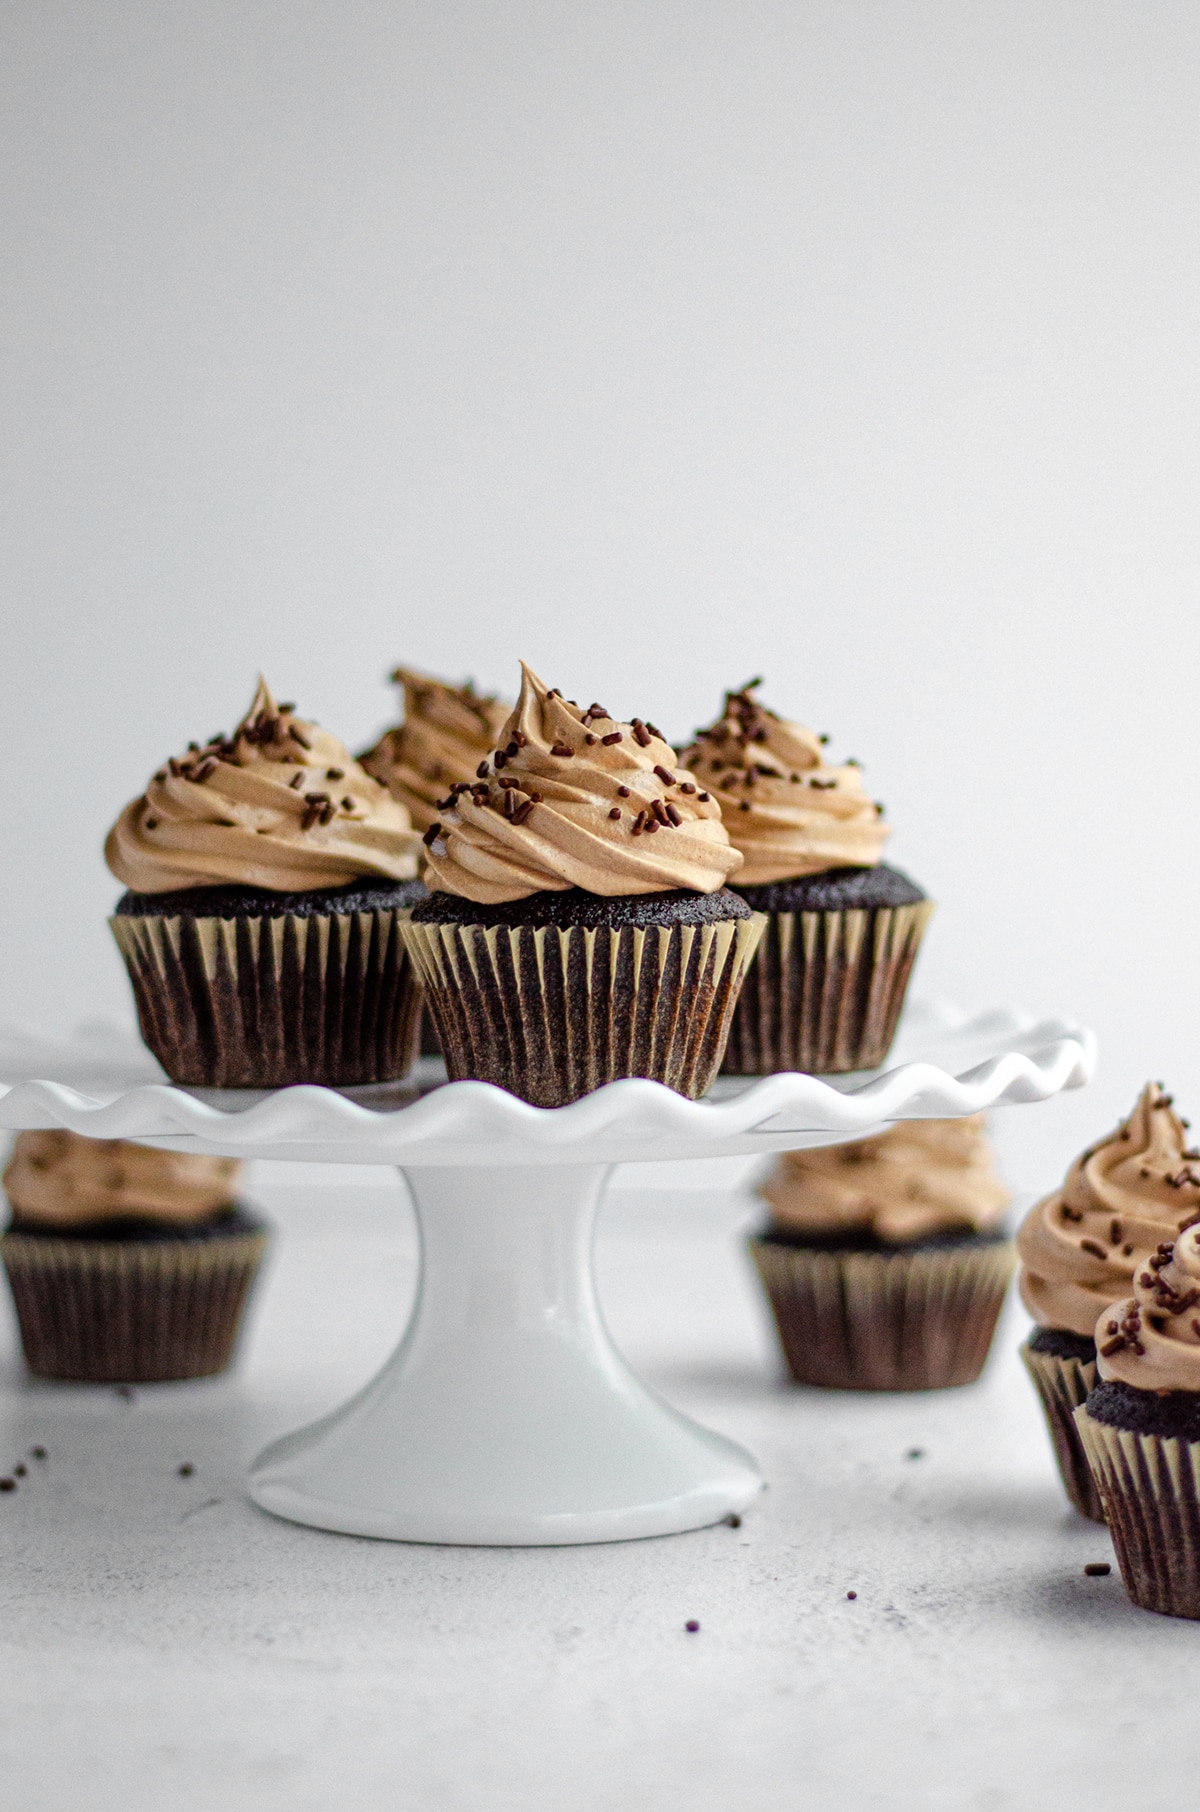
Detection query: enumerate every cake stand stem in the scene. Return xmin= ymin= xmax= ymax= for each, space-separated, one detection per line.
xmin=249 ymin=1161 xmax=762 ymax=1545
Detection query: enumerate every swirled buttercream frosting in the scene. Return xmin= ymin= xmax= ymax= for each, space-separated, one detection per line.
xmin=105 ymin=679 xmax=422 ymax=894
xmin=760 ymin=1117 xmax=1009 ymax=1245
xmin=361 ymin=668 xmax=510 ymax=834
xmin=678 ymin=681 xmax=889 ymax=885
xmin=1017 ymin=1083 xmax=1200 ymax=1338
xmin=1095 ymin=1222 xmax=1200 ymax=1392
xmin=4 ymin=1130 xmax=241 ymax=1229
xmin=421 ymin=664 xmax=743 ymax=904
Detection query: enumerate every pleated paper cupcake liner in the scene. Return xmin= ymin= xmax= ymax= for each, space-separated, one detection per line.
xmin=1019 ymin=1339 xmax=1104 ymax=1522
xmin=110 ymin=906 xmax=422 ymax=1088
xmin=750 ymin=1234 xmax=1014 ymax=1391
xmin=0 ymin=1227 xmax=267 ymax=1383
xmin=721 ymin=898 xmax=934 ymax=1076
xmin=1075 ymin=1406 xmax=1200 ymax=1619
xmin=418 ymin=1005 xmax=443 ymax=1058
xmin=400 ymin=913 xmax=765 ymax=1107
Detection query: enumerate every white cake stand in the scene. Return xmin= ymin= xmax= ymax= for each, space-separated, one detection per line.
xmin=0 ymin=1003 xmax=1093 ymax=1546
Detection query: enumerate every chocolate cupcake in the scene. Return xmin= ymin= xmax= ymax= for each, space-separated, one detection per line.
xmin=401 ymin=664 xmax=764 ymax=1106
xmin=1017 ymin=1083 xmax=1200 ymax=1522
xmin=1 ymin=1130 xmax=266 ymax=1383
xmin=361 ymin=667 xmax=510 ymax=1056
xmin=679 ymin=682 xmax=931 ymax=1075
xmin=750 ymin=1117 xmax=1012 ymax=1390
xmin=106 ymin=679 xmax=425 ymax=1087
xmin=1075 ymin=1222 xmax=1200 ymax=1619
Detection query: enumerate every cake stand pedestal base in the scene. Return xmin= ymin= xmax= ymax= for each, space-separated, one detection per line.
xmin=248 ymin=1162 xmax=763 ymax=1546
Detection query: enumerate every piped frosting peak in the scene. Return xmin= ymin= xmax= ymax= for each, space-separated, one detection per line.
xmin=678 ymin=681 xmax=889 ymax=884
xmin=421 ymin=664 xmax=743 ymax=903
xmin=1017 ymin=1083 xmax=1200 ymax=1337
xmin=105 ymin=678 xmax=422 ymax=894
xmin=361 ymin=668 xmax=510 ymax=833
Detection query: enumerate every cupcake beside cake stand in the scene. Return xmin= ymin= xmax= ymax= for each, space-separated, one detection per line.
xmin=0 ymin=1003 xmax=1093 ymax=1546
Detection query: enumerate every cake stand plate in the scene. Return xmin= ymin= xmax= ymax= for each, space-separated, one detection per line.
xmin=0 ymin=1003 xmax=1094 ymax=1546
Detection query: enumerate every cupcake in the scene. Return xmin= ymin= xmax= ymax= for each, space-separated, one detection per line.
xmin=1 ymin=1130 xmax=266 ymax=1383
xmin=679 ymin=681 xmax=932 ymax=1075
xmin=1075 ymin=1220 xmax=1200 ymax=1619
xmin=361 ymin=668 xmax=510 ymax=1056
xmin=106 ymin=679 xmax=425 ymax=1087
xmin=1017 ymin=1083 xmax=1200 ymax=1522
xmin=400 ymin=663 xmax=765 ymax=1106
xmin=360 ymin=667 xmax=510 ymax=833
xmin=750 ymin=1117 xmax=1012 ymax=1390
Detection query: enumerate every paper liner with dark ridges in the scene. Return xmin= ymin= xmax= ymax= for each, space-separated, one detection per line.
xmin=722 ymin=899 xmax=934 ymax=1076
xmin=401 ymin=915 xmax=765 ymax=1107
xmin=1020 ymin=1339 xmax=1105 ymax=1522
xmin=0 ymin=1228 xmax=267 ymax=1383
xmin=750 ymin=1236 xmax=1014 ymax=1391
xmin=109 ymin=908 xmax=422 ymax=1087
xmin=1075 ymin=1407 xmax=1200 ymax=1619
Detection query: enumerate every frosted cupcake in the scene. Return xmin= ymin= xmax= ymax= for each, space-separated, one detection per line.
xmin=679 ymin=681 xmax=932 ymax=1075
xmin=401 ymin=664 xmax=764 ymax=1106
xmin=361 ymin=668 xmax=510 ymax=1055
xmin=1 ymin=1131 xmax=266 ymax=1382
xmin=751 ymin=1117 xmax=1012 ymax=1390
xmin=361 ymin=667 xmax=510 ymax=833
xmin=106 ymin=679 xmax=425 ymax=1087
xmin=1017 ymin=1084 xmax=1200 ymax=1521
xmin=1075 ymin=1221 xmax=1200 ymax=1618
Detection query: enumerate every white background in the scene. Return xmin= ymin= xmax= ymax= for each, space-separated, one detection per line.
xmin=3 ymin=0 xmax=1199 ymax=1188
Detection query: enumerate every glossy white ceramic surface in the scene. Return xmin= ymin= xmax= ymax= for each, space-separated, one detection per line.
xmin=249 ymin=1163 xmax=763 ymax=1544
xmin=0 ymin=1002 xmax=1094 ymax=1167
xmin=0 ymin=1003 xmax=1094 ymax=1545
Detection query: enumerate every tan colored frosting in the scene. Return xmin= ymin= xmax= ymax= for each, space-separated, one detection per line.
xmin=1017 ymin=1083 xmax=1200 ymax=1337
xmin=760 ymin=1116 xmax=1009 ymax=1245
xmin=105 ymin=679 xmax=422 ymax=894
xmin=4 ymin=1130 xmax=242 ymax=1229
xmin=422 ymin=664 xmax=743 ymax=903
xmin=1095 ymin=1224 xmax=1200 ymax=1391
xmin=678 ymin=682 xmax=889 ymax=885
xmin=361 ymin=668 xmax=511 ymax=834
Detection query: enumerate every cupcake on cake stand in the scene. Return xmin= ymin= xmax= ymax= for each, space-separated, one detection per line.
xmin=0 ymin=1002 xmax=1093 ymax=1545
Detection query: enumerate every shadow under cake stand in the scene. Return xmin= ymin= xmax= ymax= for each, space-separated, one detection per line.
xmin=0 ymin=1002 xmax=1093 ymax=1547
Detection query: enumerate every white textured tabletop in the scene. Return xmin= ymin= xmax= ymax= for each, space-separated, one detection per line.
xmin=0 ymin=1170 xmax=1171 ymax=1812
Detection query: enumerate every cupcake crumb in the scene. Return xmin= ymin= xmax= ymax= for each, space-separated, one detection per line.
xmin=846 ymin=1591 xmax=857 ymax=1601
xmin=0 ymin=1478 xmax=15 ymax=1493
xmin=726 ymin=1514 xmax=742 ymax=1528
xmin=684 ymin=1620 xmax=700 ymax=1633
xmin=30 ymin=1446 xmax=46 ymax=1462
xmin=178 ymin=1463 xmax=195 ymax=1478
xmin=906 ymin=1448 xmax=925 ymax=1461
xmin=1083 ymin=1562 xmax=1111 ymax=1577
xmin=13 ymin=1464 xmax=26 ymax=1478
